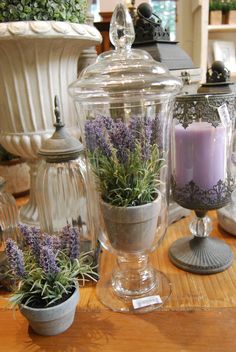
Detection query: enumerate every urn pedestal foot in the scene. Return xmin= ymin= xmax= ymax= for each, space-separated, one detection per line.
xmin=169 ymin=236 xmax=233 ymax=274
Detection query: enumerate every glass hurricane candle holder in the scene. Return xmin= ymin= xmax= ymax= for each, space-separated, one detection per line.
xmin=69 ymin=4 xmax=182 ymax=312
xmin=169 ymin=93 xmax=236 ymax=274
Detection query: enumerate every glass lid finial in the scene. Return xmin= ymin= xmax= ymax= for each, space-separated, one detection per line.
xmin=109 ymin=3 xmax=135 ymax=51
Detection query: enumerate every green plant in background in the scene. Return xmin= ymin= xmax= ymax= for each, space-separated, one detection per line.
xmin=6 ymin=224 xmax=98 ymax=308
xmin=221 ymin=0 xmax=230 ymax=13
xmin=209 ymin=0 xmax=223 ymax=10
xmin=0 ymin=0 xmax=87 ymax=23
xmin=85 ymin=116 xmax=164 ymax=207
xmin=0 ymin=145 xmax=18 ymax=162
xmin=229 ymin=0 xmax=236 ymax=10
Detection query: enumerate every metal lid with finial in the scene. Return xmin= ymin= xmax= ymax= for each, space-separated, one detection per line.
xmin=38 ymin=96 xmax=83 ymax=163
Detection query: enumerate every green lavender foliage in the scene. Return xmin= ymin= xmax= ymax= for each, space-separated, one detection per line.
xmin=89 ymin=143 xmax=163 ymax=207
xmin=0 ymin=0 xmax=87 ymax=23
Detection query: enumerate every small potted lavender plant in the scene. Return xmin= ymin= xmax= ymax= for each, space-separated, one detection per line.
xmin=5 ymin=224 xmax=98 ymax=336
xmin=85 ymin=116 xmax=163 ymax=253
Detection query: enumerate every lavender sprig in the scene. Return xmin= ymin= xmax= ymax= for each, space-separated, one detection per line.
xmin=62 ymin=225 xmax=80 ymax=261
xmin=5 ymin=239 xmax=26 ymax=278
xmin=109 ymin=120 xmax=135 ymax=163
xmin=41 ymin=233 xmax=54 ymax=249
xmin=39 ymin=246 xmax=60 ymax=274
xmin=85 ymin=118 xmax=112 ymax=157
xmin=19 ymin=224 xmax=40 ymax=256
xmin=141 ymin=119 xmax=153 ymax=161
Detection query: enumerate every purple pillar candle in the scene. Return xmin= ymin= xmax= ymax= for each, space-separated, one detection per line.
xmin=174 ymin=122 xmax=227 ymax=190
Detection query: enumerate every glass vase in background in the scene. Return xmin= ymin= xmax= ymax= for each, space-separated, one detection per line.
xmin=69 ymin=3 xmax=182 ymax=312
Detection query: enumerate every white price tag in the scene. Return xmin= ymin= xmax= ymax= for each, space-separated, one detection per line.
xmin=218 ymin=104 xmax=231 ymax=126
xmin=132 ymin=295 xmax=162 ymax=309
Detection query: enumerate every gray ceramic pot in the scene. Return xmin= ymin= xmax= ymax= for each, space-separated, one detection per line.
xmin=19 ymin=285 xmax=79 ymax=336
xmin=100 ymin=193 xmax=161 ymax=253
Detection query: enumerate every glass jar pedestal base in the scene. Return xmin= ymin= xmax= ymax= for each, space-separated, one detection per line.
xmin=96 ymin=269 xmax=171 ymax=313
xmin=169 ymin=236 xmax=233 ymax=274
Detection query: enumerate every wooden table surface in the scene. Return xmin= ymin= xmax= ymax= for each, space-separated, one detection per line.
xmin=0 ymin=198 xmax=236 ymax=352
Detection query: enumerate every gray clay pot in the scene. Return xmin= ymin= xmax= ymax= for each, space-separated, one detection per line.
xmin=100 ymin=193 xmax=161 ymax=253
xmin=19 ymin=285 xmax=79 ymax=336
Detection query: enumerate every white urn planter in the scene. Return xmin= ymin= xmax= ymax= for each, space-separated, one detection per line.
xmin=0 ymin=21 xmax=101 ymax=225
xmin=0 ymin=158 xmax=30 ymax=197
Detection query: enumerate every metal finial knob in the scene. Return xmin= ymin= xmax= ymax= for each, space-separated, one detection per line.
xmin=54 ymin=95 xmax=64 ymax=127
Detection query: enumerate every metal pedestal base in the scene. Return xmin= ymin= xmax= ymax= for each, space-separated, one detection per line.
xmin=169 ymin=236 xmax=233 ymax=274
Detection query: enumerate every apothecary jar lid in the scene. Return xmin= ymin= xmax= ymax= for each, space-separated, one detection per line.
xmin=68 ymin=3 xmax=182 ymax=104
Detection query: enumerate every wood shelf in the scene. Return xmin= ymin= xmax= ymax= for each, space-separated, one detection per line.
xmin=208 ymin=24 xmax=236 ymax=32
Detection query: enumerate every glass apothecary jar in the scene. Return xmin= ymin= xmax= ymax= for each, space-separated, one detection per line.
xmin=36 ymin=97 xmax=99 ymax=258
xmin=69 ymin=4 xmax=182 ymax=312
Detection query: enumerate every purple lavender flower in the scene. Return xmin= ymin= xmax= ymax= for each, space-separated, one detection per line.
xmin=141 ymin=119 xmax=153 ymax=160
xmin=5 ymin=239 xmax=26 ymax=278
xmin=98 ymin=116 xmax=114 ymax=130
xmin=39 ymin=246 xmax=60 ymax=274
xmin=129 ymin=116 xmax=142 ymax=141
xmin=52 ymin=235 xmax=62 ymax=252
xmin=85 ymin=119 xmax=112 ymax=157
xmin=61 ymin=225 xmax=80 ymax=261
xmin=68 ymin=227 xmax=80 ymax=261
xmin=19 ymin=224 xmax=40 ymax=256
xmin=85 ymin=121 xmax=98 ymax=153
xmin=61 ymin=225 xmax=70 ymax=252
xmin=41 ymin=233 xmax=54 ymax=249
xmin=150 ymin=114 xmax=164 ymax=149
xmin=109 ymin=120 xmax=135 ymax=163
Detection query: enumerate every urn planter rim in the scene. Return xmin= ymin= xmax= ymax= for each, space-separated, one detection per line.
xmin=0 ymin=21 xmax=102 ymax=42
